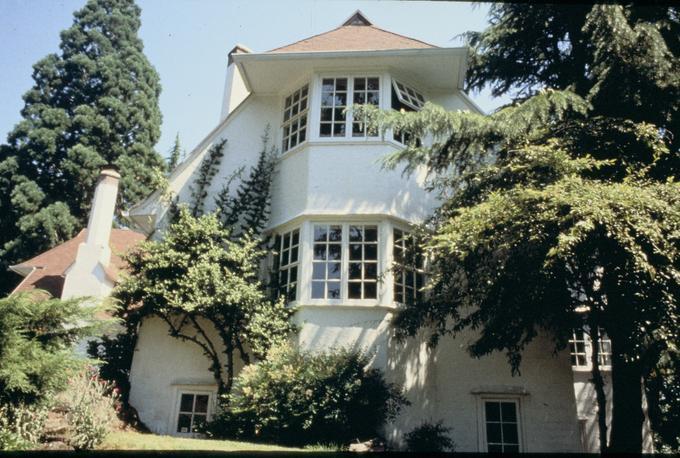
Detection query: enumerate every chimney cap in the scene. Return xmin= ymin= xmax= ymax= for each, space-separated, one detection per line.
xmin=100 ymin=164 xmax=121 ymax=180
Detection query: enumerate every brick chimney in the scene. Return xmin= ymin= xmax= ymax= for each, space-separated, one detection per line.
xmin=61 ymin=167 xmax=120 ymax=299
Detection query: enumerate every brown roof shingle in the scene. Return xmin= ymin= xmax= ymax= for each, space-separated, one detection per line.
xmin=269 ymin=13 xmax=436 ymax=53
xmin=10 ymin=228 xmax=145 ymax=298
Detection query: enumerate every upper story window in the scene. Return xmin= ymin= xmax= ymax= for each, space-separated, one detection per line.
xmin=391 ymin=80 xmax=425 ymax=145
xmin=393 ymin=229 xmax=424 ymax=304
xmin=319 ymin=77 xmax=380 ymax=139
xmin=275 ymin=228 xmax=300 ymax=302
xmin=282 ymin=85 xmax=309 ymax=152
xmin=569 ymin=328 xmax=612 ymax=369
xmin=392 ymin=80 xmax=425 ymax=110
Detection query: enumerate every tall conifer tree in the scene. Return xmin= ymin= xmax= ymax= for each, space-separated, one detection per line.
xmin=0 ymin=0 xmax=163 ymax=294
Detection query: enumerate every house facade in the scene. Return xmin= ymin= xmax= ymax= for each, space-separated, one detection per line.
xmin=122 ymin=12 xmax=585 ymax=452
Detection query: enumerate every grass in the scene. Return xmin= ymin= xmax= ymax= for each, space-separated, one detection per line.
xmin=99 ymin=430 xmax=309 ymax=452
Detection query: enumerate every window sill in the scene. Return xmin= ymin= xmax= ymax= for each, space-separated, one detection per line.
xmin=571 ymin=366 xmax=612 ymax=373
xmin=292 ymin=302 xmax=399 ymax=311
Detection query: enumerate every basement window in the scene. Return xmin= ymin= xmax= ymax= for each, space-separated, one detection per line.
xmin=176 ymin=392 xmax=210 ymax=434
xmin=282 ymin=84 xmax=309 ymax=152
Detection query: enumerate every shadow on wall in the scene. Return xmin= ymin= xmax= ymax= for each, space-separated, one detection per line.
xmin=385 ymin=326 xmax=437 ymax=448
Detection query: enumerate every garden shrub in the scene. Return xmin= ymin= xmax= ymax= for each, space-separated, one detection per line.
xmin=0 ymin=403 xmax=48 ymax=450
xmin=206 ymin=346 xmax=407 ymax=446
xmin=58 ymin=369 xmax=120 ymax=450
xmin=404 ymin=420 xmax=455 ymax=452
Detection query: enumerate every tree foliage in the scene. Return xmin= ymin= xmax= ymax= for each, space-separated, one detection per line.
xmin=355 ymin=3 xmax=679 ymax=453
xmin=0 ymin=0 xmax=164 ymax=295
xmin=115 ymin=208 xmax=294 ymax=394
xmin=0 ymin=293 xmax=112 ymax=406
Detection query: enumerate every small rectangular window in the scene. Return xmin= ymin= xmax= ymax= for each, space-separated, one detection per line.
xmin=484 ymin=400 xmax=520 ymax=453
xmin=276 ymin=229 xmax=300 ymax=302
xmin=348 ymin=225 xmax=379 ymax=299
xmin=282 ymin=85 xmax=309 ymax=152
xmin=569 ymin=328 xmax=612 ymax=369
xmin=393 ymin=229 xmax=424 ymax=304
xmin=312 ymin=224 xmax=343 ymax=299
xmin=176 ymin=393 xmax=210 ymax=434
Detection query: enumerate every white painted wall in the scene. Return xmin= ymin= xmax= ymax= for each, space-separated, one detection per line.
xmin=127 ymin=69 xmax=583 ymax=450
xmin=129 ymin=316 xmax=246 ymax=435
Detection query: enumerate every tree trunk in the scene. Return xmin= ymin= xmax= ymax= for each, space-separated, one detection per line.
xmin=589 ymin=328 xmax=608 ymax=453
xmin=608 ymin=343 xmax=644 ymax=453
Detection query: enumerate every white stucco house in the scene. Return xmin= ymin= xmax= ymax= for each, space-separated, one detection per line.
xmin=123 ymin=11 xmax=582 ymax=452
xmin=9 ymin=10 xmax=640 ymax=453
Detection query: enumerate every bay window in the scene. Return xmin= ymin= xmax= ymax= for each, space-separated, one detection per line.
xmin=275 ymin=228 xmax=300 ymax=302
xmin=310 ymin=223 xmax=380 ymax=301
xmin=393 ymin=228 xmax=424 ymax=304
xmin=319 ymin=76 xmax=380 ymax=139
xmin=282 ymin=84 xmax=309 ymax=152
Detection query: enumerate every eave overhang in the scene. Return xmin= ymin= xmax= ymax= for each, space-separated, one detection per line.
xmin=232 ymin=47 xmax=469 ymax=95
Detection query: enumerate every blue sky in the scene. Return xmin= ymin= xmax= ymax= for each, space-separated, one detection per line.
xmin=0 ymin=0 xmax=509 ymax=159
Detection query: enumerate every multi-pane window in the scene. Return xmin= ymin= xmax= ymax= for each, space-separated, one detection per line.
xmin=570 ymin=330 xmax=588 ymax=367
xmin=392 ymin=80 xmax=425 ymax=110
xmin=569 ymin=328 xmax=612 ymax=369
xmin=391 ymin=80 xmax=425 ymax=145
xmin=393 ymin=229 xmax=424 ymax=304
xmin=484 ymin=400 xmax=520 ymax=453
xmin=282 ymin=85 xmax=309 ymax=152
xmin=276 ymin=229 xmax=300 ymax=302
xmin=352 ymin=77 xmax=380 ymax=137
xmin=320 ymin=78 xmax=348 ymax=137
xmin=312 ymin=224 xmax=343 ymax=299
xmin=598 ymin=335 xmax=612 ymax=366
xmin=176 ymin=393 xmax=209 ymax=434
xmin=348 ymin=225 xmax=379 ymax=299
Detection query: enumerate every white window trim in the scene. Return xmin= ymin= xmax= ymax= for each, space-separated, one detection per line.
xmin=570 ymin=328 xmax=612 ymax=372
xmin=476 ymin=396 xmax=525 ymax=453
xmin=305 ymin=221 xmax=382 ymax=306
xmin=276 ymin=227 xmax=301 ymax=304
xmin=170 ymin=385 xmax=217 ymax=437
xmin=281 ymin=84 xmax=309 ymax=153
xmin=311 ymin=72 xmax=387 ymax=143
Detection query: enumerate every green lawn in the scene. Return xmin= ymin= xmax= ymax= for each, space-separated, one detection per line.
xmin=100 ymin=430 xmax=309 ymax=452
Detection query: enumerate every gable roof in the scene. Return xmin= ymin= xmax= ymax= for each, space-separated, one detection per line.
xmin=10 ymin=228 xmax=145 ymax=298
xmin=269 ymin=10 xmax=436 ymax=53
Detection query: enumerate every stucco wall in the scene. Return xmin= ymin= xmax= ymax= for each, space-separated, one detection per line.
xmin=128 ymin=316 xmax=245 ymax=435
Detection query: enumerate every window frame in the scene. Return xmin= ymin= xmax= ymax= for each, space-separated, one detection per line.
xmin=173 ymin=389 xmax=214 ymax=436
xmin=390 ymin=78 xmax=426 ymax=146
xmin=307 ymin=221 xmax=381 ymax=305
xmin=281 ymin=84 xmax=310 ymax=153
xmin=275 ymin=228 xmax=301 ymax=304
xmin=479 ymin=397 xmax=523 ymax=453
xmin=314 ymin=74 xmax=384 ymax=141
xmin=392 ymin=227 xmax=425 ymax=305
xmin=569 ymin=327 xmax=612 ymax=371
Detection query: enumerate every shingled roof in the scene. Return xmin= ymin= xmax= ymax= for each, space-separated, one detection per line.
xmin=10 ymin=228 xmax=145 ymax=298
xmin=269 ymin=11 xmax=436 ymax=53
